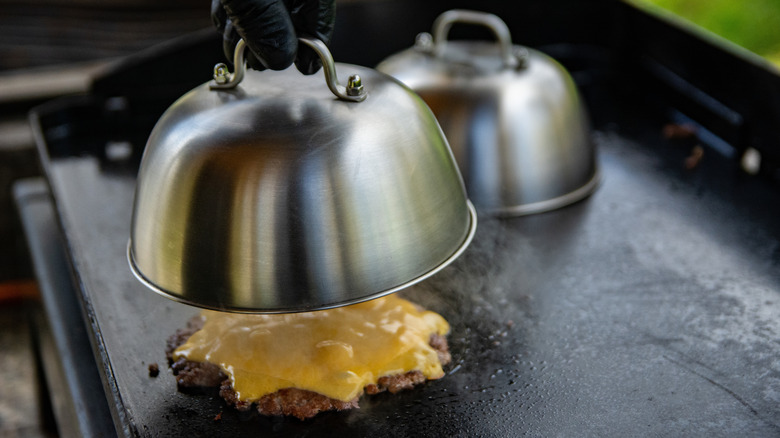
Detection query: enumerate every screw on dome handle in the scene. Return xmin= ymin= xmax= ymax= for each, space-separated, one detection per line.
xmin=299 ymin=38 xmax=367 ymax=102
xmin=211 ymin=39 xmax=247 ymax=90
xmin=210 ymin=38 xmax=367 ymax=102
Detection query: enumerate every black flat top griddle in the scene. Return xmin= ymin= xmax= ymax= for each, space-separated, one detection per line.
xmin=28 ymin=0 xmax=780 ymax=436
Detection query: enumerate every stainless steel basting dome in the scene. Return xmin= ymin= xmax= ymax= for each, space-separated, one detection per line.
xmin=128 ymin=39 xmax=476 ymax=313
xmin=378 ymin=10 xmax=599 ymax=216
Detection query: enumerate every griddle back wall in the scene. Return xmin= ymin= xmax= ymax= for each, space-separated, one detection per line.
xmin=613 ymin=1 xmax=780 ymax=178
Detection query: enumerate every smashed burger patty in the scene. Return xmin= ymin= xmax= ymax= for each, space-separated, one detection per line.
xmin=166 ymin=295 xmax=451 ymax=420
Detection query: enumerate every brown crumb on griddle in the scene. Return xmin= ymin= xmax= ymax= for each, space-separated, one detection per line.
xmin=148 ymin=363 xmax=159 ymax=378
xmin=213 ymin=412 xmax=222 ymax=422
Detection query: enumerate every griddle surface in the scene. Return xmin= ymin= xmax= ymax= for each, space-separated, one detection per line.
xmin=43 ymin=115 xmax=780 ymax=435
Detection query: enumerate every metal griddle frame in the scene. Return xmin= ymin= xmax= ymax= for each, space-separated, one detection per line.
xmin=22 ymin=0 xmax=780 ymax=436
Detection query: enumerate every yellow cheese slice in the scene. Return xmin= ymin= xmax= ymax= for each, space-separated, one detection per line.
xmin=173 ymin=295 xmax=449 ymax=402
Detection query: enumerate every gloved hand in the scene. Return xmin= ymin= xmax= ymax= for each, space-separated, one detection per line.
xmin=212 ymin=0 xmax=336 ymax=75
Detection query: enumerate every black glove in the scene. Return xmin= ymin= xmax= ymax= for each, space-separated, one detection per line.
xmin=212 ymin=0 xmax=336 ymax=75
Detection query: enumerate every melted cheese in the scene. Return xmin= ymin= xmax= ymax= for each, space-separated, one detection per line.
xmin=173 ymin=295 xmax=449 ymax=402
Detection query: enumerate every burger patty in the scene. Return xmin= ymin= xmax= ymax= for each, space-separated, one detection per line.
xmin=165 ymin=316 xmax=451 ymax=420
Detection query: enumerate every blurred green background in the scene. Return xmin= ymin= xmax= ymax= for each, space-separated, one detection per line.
xmin=637 ymin=0 xmax=780 ymax=65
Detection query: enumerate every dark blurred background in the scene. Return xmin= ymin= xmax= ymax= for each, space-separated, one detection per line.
xmin=0 ymin=0 xmax=210 ymax=71
xmin=0 ymin=0 xmax=212 ymax=288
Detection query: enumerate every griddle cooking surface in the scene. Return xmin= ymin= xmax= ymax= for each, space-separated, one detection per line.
xmin=42 ymin=119 xmax=780 ymax=436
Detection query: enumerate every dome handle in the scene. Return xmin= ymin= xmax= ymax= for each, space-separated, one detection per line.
xmin=431 ymin=10 xmax=519 ymax=69
xmin=210 ymin=38 xmax=367 ymax=102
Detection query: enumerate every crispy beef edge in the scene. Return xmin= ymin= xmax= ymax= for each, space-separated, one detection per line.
xmin=165 ymin=315 xmax=451 ymax=420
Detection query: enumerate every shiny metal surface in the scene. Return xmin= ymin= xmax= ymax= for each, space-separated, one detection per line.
xmin=377 ymin=10 xmax=598 ymax=216
xmin=129 ymin=58 xmax=476 ymax=313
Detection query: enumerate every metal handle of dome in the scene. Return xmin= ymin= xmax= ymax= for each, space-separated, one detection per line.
xmin=210 ymin=38 xmax=366 ymax=102
xmin=431 ymin=10 xmax=518 ymax=69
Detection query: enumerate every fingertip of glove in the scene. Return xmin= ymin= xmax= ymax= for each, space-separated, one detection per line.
xmin=245 ymin=52 xmax=267 ymax=71
xmin=294 ymin=57 xmax=322 ymax=75
xmin=244 ymin=39 xmax=297 ymax=71
xmin=294 ymin=45 xmax=323 ymax=75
